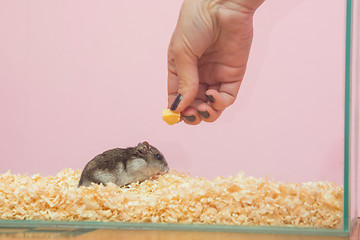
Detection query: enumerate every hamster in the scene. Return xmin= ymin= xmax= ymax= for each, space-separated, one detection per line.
xmin=78 ymin=141 xmax=169 ymax=187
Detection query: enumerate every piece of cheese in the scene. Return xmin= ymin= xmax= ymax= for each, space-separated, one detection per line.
xmin=162 ymin=109 xmax=180 ymax=125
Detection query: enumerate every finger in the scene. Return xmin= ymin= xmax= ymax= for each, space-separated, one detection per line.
xmin=197 ymin=101 xmax=223 ymax=123
xmin=167 ymin=69 xmax=180 ymax=106
xmin=183 ymin=98 xmax=208 ymax=124
xmin=167 ymin=72 xmax=208 ymax=114
xmin=167 ymin=36 xmax=181 ymax=110
xmin=205 ymin=81 xmax=241 ymax=111
xmin=198 ymin=62 xmax=246 ymax=85
xmin=181 ymin=105 xmax=202 ymax=125
xmin=167 ymin=37 xmax=199 ymax=112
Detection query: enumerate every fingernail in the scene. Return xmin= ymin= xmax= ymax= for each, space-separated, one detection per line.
xmin=198 ymin=111 xmax=210 ymax=119
xmin=183 ymin=115 xmax=196 ymax=122
xmin=170 ymin=94 xmax=182 ymax=110
xmin=206 ymin=94 xmax=215 ymax=103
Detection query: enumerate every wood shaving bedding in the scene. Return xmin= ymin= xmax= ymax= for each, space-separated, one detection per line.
xmin=0 ymin=169 xmax=343 ymax=228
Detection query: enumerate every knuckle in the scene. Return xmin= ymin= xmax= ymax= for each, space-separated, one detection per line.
xmin=172 ymin=44 xmax=184 ymax=57
xmin=228 ymin=96 xmax=236 ymax=106
xmin=178 ymin=78 xmax=197 ymax=89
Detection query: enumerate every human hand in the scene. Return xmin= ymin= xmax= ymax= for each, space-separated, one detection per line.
xmin=167 ymin=0 xmax=264 ymax=125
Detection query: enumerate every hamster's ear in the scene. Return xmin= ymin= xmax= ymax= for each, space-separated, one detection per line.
xmin=137 ymin=141 xmax=151 ymax=154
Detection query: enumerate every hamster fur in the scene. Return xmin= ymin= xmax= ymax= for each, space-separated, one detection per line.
xmin=78 ymin=141 xmax=169 ymax=187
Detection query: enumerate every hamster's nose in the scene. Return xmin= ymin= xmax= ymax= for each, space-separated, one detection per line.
xmin=162 ymin=164 xmax=169 ymax=174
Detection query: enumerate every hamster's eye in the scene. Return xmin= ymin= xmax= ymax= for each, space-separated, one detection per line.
xmin=155 ymin=154 xmax=163 ymax=160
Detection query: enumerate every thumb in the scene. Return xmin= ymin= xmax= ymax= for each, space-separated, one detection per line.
xmin=168 ymin=43 xmax=199 ymax=112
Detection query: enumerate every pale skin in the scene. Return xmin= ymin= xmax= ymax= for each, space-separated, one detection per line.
xmin=168 ymin=0 xmax=265 ymax=125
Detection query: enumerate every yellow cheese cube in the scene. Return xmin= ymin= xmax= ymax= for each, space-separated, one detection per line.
xmin=162 ymin=109 xmax=181 ymax=125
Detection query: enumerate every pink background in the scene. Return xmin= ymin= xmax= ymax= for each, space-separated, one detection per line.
xmin=0 ymin=0 xmax=358 ymax=217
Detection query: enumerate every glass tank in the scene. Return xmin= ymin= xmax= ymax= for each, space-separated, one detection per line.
xmin=0 ymin=0 xmax=358 ymax=237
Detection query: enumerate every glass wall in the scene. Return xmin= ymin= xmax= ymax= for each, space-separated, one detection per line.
xmin=349 ymin=0 xmax=360 ymax=232
xmin=0 ymin=0 xmax=357 ymax=236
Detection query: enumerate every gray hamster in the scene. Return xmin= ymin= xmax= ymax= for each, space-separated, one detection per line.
xmin=78 ymin=141 xmax=169 ymax=187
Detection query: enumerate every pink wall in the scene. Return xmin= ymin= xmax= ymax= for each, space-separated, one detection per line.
xmin=0 ymin=0 xmax=358 ymax=216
